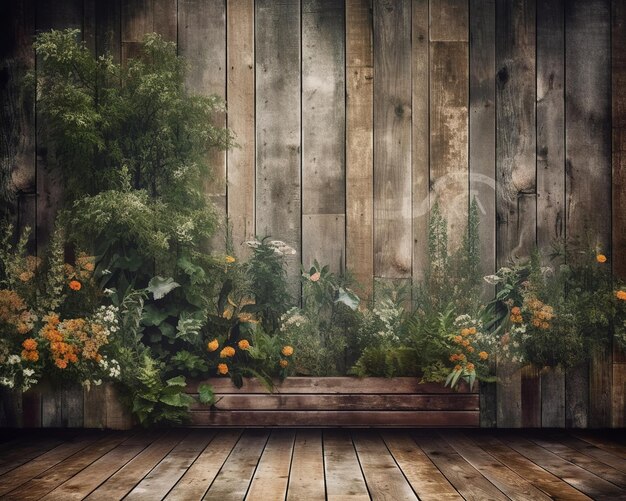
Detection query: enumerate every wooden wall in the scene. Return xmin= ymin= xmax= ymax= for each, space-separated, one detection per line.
xmin=1 ymin=0 xmax=626 ymax=428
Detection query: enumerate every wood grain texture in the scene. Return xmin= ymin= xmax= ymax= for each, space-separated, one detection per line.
xmin=346 ymin=0 xmax=374 ymax=295
xmin=302 ymin=0 xmax=345 ymax=274
xmin=83 ymin=385 xmax=107 ymax=429
xmin=245 ymin=430 xmax=295 ymax=500
xmin=430 ymin=0 xmax=469 ymax=42
xmin=121 ymin=0 xmax=151 ymax=62
xmin=323 ymin=430 xmax=370 ymax=501
xmin=412 ymin=0 xmax=430 ymax=284
xmin=95 ymin=0 xmax=121 ymax=60
xmin=286 ymin=430 xmax=325 ymax=501
xmin=614 ymin=0 xmax=626 ymax=281
xmin=613 ymin=364 xmax=626 ymax=428
xmin=255 ymin=0 xmax=301 ymax=296
xmin=373 ymin=0 xmax=412 ymax=279
xmin=497 ymin=360 xmax=522 ymax=428
xmin=566 ymin=363 xmax=589 ymax=429
xmin=469 ymin=0 xmax=496 ymax=299
xmin=430 ymin=40 xmax=469 ymax=250
xmin=541 ymin=366 xmax=566 ymax=428
xmin=227 ymin=0 xmax=255 ymax=257
xmin=521 ymin=365 xmax=541 ymax=428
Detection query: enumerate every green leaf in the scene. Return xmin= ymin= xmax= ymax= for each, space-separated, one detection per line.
xmin=148 ymin=276 xmax=180 ymax=300
xmin=198 ymin=383 xmax=216 ymax=405
xmin=142 ymin=304 xmax=169 ymax=326
xmin=335 ymin=287 xmax=360 ymax=311
xmin=165 ymin=375 xmax=187 ymax=388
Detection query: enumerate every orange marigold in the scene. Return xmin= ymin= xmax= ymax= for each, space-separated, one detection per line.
xmin=217 ymin=363 xmax=228 ymax=375
xmin=454 ymin=364 xmax=462 ymax=372
xmin=238 ymin=339 xmax=250 ymax=350
xmin=207 ymin=339 xmax=219 ymax=352
xmin=22 ymin=338 xmax=37 ymax=351
xmin=55 ymin=358 xmax=68 ymax=369
xmin=220 ymin=346 xmax=236 ymax=358
xmin=460 ymin=328 xmax=471 ymax=337
xmin=511 ymin=306 xmax=521 ymax=316
xmin=281 ymin=345 xmax=294 ymax=357
xmin=466 ymin=362 xmax=475 ymax=372
xmin=597 ymin=254 xmax=607 ymax=263
xmin=453 ymin=335 xmax=462 ymax=344
xmin=479 ymin=351 xmax=489 ymax=360
xmin=279 ymin=359 xmax=289 ymax=368
xmin=468 ymin=327 xmax=477 ymax=335
xmin=69 ymin=280 xmax=82 ymax=291
xmin=616 ymin=290 xmax=626 ymax=301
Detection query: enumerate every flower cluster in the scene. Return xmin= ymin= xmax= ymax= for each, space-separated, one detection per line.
xmin=0 ymin=290 xmax=36 ymax=335
xmin=447 ymin=315 xmax=491 ymax=384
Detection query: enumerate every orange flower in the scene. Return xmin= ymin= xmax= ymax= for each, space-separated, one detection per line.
xmin=616 ymin=290 xmax=626 ymax=301
xmin=462 ymin=339 xmax=470 ymax=347
xmin=511 ymin=306 xmax=521 ymax=316
xmin=69 ymin=280 xmax=82 ymax=291
xmin=279 ymin=359 xmax=289 ymax=368
xmin=467 ymin=346 xmax=475 ymax=353
xmin=460 ymin=328 xmax=470 ymax=337
xmin=225 ymin=255 xmax=236 ymax=264
xmin=479 ymin=351 xmax=489 ymax=360
xmin=220 ymin=346 xmax=236 ymax=358
xmin=22 ymin=338 xmax=37 ymax=351
xmin=466 ymin=362 xmax=475 ymax=372
xmin=217 ymin=363 xmax=228 ymax=375
xmin=238 ymin=339 xmax=250 ymax=350
xmin=55 ymin=358 xmax=68 ymax=369
xmin=21 ymin=349 xmax=39 ymax=362
xmin=468 ymin=327 xmax=477 ymax=335
xmin=453 ymin=335 xmax=462 ymax=344
xmin=597 ymin=254 xmax=607 ymax=263
xmin=454 ymin=364 xmax=462 ymax=372
xmin=207 ymin=339 xmax=219 ymax=352
xmin=281 ymin=346 xmax=294 ymax=357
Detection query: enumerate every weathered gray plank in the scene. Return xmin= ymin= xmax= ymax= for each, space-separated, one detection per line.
xmin=373 ymin=0 xmax=412 ymax=279
xmin=615 ymin=0 xmax=626 ymax=282
xmin=245 ymin=430 xmax=295 ymax=500
xmin=541 ymin=366 xmax=566 ymax=428
xmin=95 ymin=0 xmax=121 ymax=60
xmin=121 ymin=0 xmax=151 ymax=63
xmin=226 ymin=0 xmax=255 ymax=257
xmin=323 ymin=430 xmax=370 ymax=501
xmin=346 ymin=0 xmax=374 ymax=295
xmin=302 ymin=0 xmax=345 ymax=274
xmin=255 ymin=0 xmax=301 ymax=296
xmin=430 ymin=0 xmax=469 ymax=42
xmin=565 ymin=0 xmax=611 ymax=429
xmin=286 ymin=430 xmax=325 ymax=501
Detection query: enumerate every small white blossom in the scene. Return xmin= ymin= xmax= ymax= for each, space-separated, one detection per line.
xmin=8 ymin=355 xmax=20 ymax=365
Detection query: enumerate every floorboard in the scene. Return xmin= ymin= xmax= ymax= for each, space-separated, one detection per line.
xmin=0 ymin=429 xmax=624 ymax=500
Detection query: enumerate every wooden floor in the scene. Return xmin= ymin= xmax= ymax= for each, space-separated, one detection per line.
xmin=0 ymin=429 xmax=625 ymax=500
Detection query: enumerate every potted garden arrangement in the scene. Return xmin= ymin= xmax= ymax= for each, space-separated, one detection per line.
xmin=2 ymin=30 xmax=626 ymax=429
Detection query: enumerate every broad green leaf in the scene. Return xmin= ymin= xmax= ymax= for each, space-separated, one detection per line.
xmin=335 ymin=287 xmax=360 ymax=311
xmin=198 ymin=384 xmax=216 ymax=405
xmin=148 ymin=276 xmax=180 ymax=300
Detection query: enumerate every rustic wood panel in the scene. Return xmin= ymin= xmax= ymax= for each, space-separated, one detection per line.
xmin=521 ymin=365 xmax=541 ymax=428
xmin=373 ymin=0 xmax=412 ymax=279
xmin=302 ymin=0 xmax=345 ymax=274
xmin=286 ymin=430 xmax=325 ymax=501
xmin=226 ymin=0 xmax=254 ymax=257
xmin=323 ymin=430 xmax=370 ymax=500
xmin=430 ymin=0 xmax=469 ymax=42
xmin=346 ymin=0 xmax=374 ymax=295
xmin=95 ymin=0 xmax=121 ymax=60
xmin=412 ymin=0 xmax=429 ymax=284
xmin=565 ymin=0 xmax=611 ymax=429
xmin=255 ymin=0 xmax=301 ymax=296
xmin=541 ymin=366 xmax=566 ymax=428
xmin=429 ymin=40 xmax=469 ymax=249
xmin=245 ymin=430 xmax=295 ymax=500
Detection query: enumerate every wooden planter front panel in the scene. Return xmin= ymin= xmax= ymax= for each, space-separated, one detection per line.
xmin=186 ymin=377 xmax=479 ymax=427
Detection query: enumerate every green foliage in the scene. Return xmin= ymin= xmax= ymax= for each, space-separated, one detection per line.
xmin=198 ymin=383 xmax=217 ymax=406
xmin=350 ymin=347 xmax=421 ymax=378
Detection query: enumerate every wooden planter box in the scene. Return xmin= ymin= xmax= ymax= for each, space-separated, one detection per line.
xmin=186 ymin=377 xmax=479 ymax=427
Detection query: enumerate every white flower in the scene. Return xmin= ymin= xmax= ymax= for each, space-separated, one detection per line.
xmin=8 ymin=355 xmax=20 ymax=365
xmin=245 ymin=240 xmax=261 ymax=248
xmin=483 ymin=274 xmax=502 ymax=285
xmin=93 ymin=379 xmax=102 ymax=386
xmin=0 ymin=377 xmax=15 ymax=388
xmin=23 ymin=368 xmax=35 ymax=377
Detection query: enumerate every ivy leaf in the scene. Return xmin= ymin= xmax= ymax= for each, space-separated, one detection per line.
xmin=198 ymin=383 xmax=216 ymax=406
xmin=148 ymin=276 xmax=180 ymax=300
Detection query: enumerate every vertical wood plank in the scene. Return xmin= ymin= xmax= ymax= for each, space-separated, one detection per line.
xmin=62 ymin=385 xmax=84 ymax=427
xmin=96 ymin=0 xmax=121 ymax=60
xmin=495 ymin=0 xmax=536 ymax=429
xmin=255 ymin=0 xmax=301 ymax=296
xmin=373 ymin=0 xmax=412 ymax=280
xmin=286 ymin=430 xmax=325 ymax=501
xmin=429 ymin=40 xmax=469 ymax=250
xmin=153 ymin=0 xmax=177 ymax=41
xmin=521 ymin=365 xmax=541 ymax=428
xmin=346 ymin=0 xmax=374 ymax=295
xmin=22 ymin=387 xmax=42 ymax=428
xmin=41 ymin=385 xmax=62 ymax=428
xmin=226 ymin=0 xmax=255 ymax=257
xmin=302 ymin=0 xmax=346 ymax=274
xmin=83 ymin=384 xmax=107 ymax=429
xmin=178 ymin=0 xmax=227 ymax=250
xmin=121 ymin=0 xmax=152 ymax=63
xmin=613 ymin=364 xmax=626 ymax=428
xmin=541 ymin=366 xmax=565 ymax=427
xmin=412 ymin=0 xmax=429 ymax=284
xmin=105 ymin=384 xmax=133 ymax=430
xmin=430 ymin=0 xmax=469 ymax=42
xmin=565 ymin=0 xmax=611 ymax=429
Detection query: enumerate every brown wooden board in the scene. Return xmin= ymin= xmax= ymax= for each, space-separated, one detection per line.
xmin=615 ymin=0 xmax=626 ymax=281
xmin=541 ymin=366 xmax=566 ymax=428
xmin=323 ymin=430 xmax=370 ymax=500
xmin=565 ymin=0 xmax=611 ymax=429
xmin=189 ymin=410 xmax=479 ymax=427
xmin=302 ymin=0 xmax=345 ymax=274
xmin=346 ymin=0 xmax=374 ymax=295
xmin=255 ymin=0 xmax=301 ymax=296
xmin=245 ymin=430 xmax=295 ymax=500
xmin=373 ymin=0 xmax=412 ymax=279
xmin=430 ymin=0 xmax=469 ymax=42
xmin=95 ymin=0 xmax=121 ymax=60
xmin=521 ymin=365 xmax=541 ymax=428
xmin=286 ymin=430 xmax=325 ymax=501
xmin=226 ymin=0 xmax=255 ymax=258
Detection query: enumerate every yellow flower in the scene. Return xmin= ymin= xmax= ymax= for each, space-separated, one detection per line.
xmin=19 ymin=271 xmax=34 ymax=282
xmin=279 ymin=359 xmax=289 ymax=368
xmin=453 ymin=335 xmax=462 ymax=344
xmin=281 ymin=345 xmax=294 ymax=357
xmin=238 ymin=339 xmax=250 ymax=350
xmin=616 ymin=290 xmax=626 ymax=301
xmin=460 ymin=328 xmax=470 ymax=337
xmin=220 ymin=346 xmax=236 ymax=358
xmin=597 ymin=254 xmax=607 ymax=263
xmin=479 ymin=351 xmax=489 ymax=360
xmin=225 ymin=255 xmax=236 ymax=264
xmin=207 ymin=339 xmax=219 ymax=352
xmin=217 ymin=363 xmax=229 ymax=375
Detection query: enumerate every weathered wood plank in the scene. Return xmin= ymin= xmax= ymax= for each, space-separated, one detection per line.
xmin=245 ymin=430 xmax=295 ymax=500
xmin=430 ymin=0 xmax=469 ymax=42
xmin=521 ymin=365 xmax=541 ymax=428
xmin=152 ymin=0 xmax=177 ymax=41
xmin=255 ymin=0 xmax=301 ymax=296
xmin=565 ymin=0 xmax=611 ymax=429
xmin=430 ymin=40 xmax=469 ymax=250
xmin=83 ymin=384 xmax=107 ymax=429
xmin=469 ymin=0 xmax=496 ymax=300
xmin=541 ymin=366 xmax=566 ymax=428
xmin=412 ymin=0 xmax=429 ymax=284
xmin=189 ymin=393 xmax=480 ymax=411
xmin=614 ymin=0 xmax=626 ymax=281
xmin=286 ymin=430 xmax=325 ymax=501
xmin=566 ymin=363 xmax=589 ymax=429
xmin=126 ymin=431 xmax=214 ymax=500
xmin=187 ymin=377 xmax=478 ymax=394
xmin=203 ymin=429 xmax=269 ymax=501
xmin=302 ymin=0 xmax=345 ymax=274
xmin=189 ymin=410 xmax=479 ymax=427
xmin=105 ymin=384 xmax=132 ymax=430
xmin=121 ymin=0 xmax=151 ymax=63
xmin=0 ymin=436 xmax=64 ymax=477
xmin=95 ymin=0 xmax=121 ymax=60
xmin=613 ymin=364 xmax=626 ymax=428
xmin=352 ymin=431 xmax=418 ymax=500
xmin=497 ymin=360 xmax=522 ymax=428
xmin=373 ymin=0 xmax=412 ymax=279
xmin=323 ymin=430 xmax=370 ymax=501
xmin=382 ymin=431 xmax=462 ymax=500
xmin=226 ymin=0 xmax=255 ymax=257
xmin=346 ymin=0 xmax=374 ymax=295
